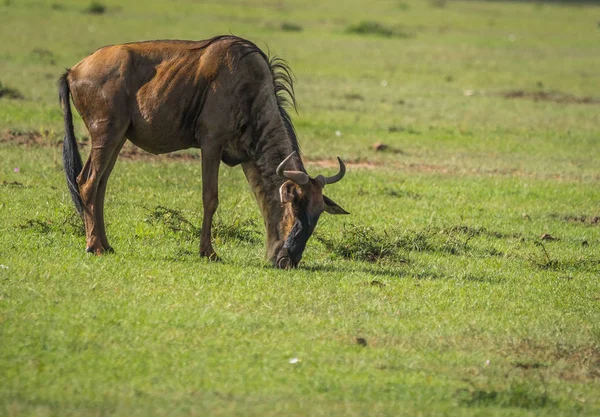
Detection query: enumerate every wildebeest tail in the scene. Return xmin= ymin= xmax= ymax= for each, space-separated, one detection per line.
xmin=58 ymin=70 xmax=84 ymax=216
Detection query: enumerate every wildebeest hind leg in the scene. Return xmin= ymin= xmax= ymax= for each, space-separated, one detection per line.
xmin=95 ymin=139 xmax=126 ymax=252
xmin=77 ymin=128 xmax=127 ymax=255
xmin=199 ymin=146 xmax=223 ymax=261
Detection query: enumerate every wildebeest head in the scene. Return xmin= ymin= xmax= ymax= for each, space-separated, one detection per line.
xmin=274 ymin=152 xmax=348 ymax=269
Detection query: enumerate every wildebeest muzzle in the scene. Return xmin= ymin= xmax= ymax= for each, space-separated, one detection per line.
xmin=276 ymin=214 xmax=316 ymax=269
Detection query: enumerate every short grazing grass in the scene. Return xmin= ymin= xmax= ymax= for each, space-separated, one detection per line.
xmin=1 ymin=145 xmax=599 ymax=416
xmin=1 ymin=0 xmax=600 ymax=416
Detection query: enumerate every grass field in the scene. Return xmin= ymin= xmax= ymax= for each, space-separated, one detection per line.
xmin=1 ymin=0 xmax=600 ymax=416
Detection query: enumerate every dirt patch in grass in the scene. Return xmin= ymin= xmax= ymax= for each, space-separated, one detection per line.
xmin=0 ymin=129 xmax=64 ymax=146
xmin=0 ymin=131 xmax=373 ymax=168
xmin=449 ymin=225 xmax=520 ymax=240
xmin=119 ymin=142 xmax=201 ymax=161
xmin=2 ymin=130 xmax=596 ymax=181
xmin=308 ymin=158 xmax=379 ymax=170
xmin=550 ymin=213 xmax=599 ymax=227
xmin=502 ymin=90 xmax=599 ymax=105
xmin=0 ymin=130 xmax=200 ymax=160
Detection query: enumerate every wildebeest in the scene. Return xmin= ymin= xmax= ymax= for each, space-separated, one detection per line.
xmin=58 ymin=35 xmax=348 ymax=268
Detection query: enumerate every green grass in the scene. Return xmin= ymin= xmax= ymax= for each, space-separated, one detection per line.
xmin=1 ymin=0 xmax=600 ymax=416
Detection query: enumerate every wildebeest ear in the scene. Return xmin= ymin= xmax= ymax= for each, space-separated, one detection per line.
xmin=323 ymin=195 xmax=350 ymax=215
xmin=279 ymin=181 xmax=299 ymax=203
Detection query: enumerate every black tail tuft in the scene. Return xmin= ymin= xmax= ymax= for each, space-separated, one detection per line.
xmin=58 ymin=70 xmax=84 ymax=217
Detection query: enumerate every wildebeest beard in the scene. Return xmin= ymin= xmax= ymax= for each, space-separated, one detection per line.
xmin=277 ymin=209 xmax=317 ymax=268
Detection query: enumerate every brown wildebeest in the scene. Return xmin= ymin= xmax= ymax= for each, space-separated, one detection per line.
xmin=58 ymin=35 xmax=348 ymax=268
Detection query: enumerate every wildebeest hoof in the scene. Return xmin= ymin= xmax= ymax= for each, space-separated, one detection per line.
xmin=105 ymin=246 xmax=115 ymax=254
xmin=86 ymin=246 xmax=104 ymax=255
xmin=200 ymin=250 xmax=221 ymax=262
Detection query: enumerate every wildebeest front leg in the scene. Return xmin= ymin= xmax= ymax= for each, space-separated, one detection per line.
xmin=200 ymin=147 xmax=222 ymax=260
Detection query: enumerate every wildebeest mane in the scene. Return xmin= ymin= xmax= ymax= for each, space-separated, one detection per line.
xmin=184 ymin=35 xmax=300 ymax=155
xmin=268 ymin=55 xmax=300 ymax=156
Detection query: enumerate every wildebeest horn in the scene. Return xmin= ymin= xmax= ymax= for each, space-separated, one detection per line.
xmin=322 ymin=156 xmax=346 ymax=186
xmin=276 ymin=151 xmax=309 ymax=185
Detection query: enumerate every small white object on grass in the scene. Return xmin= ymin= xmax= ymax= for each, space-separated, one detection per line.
xmin=289 ymin=357 xmax=301 ymax=364
xmin=381 ymin=80 xmax=388 ymax=87
xmin=335 ymin=130 xmax=342 ymax=137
